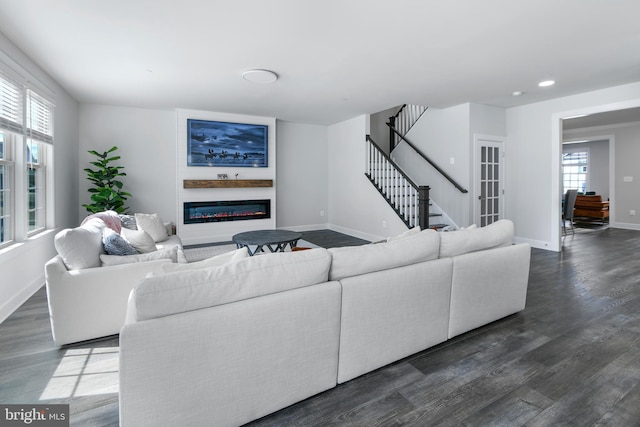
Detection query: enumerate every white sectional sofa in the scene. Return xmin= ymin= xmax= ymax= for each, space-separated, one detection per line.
xmin=119 ymin=220 xmax=531 ymax=427
xmin=44 ymin=211 xmax=184 ymax=346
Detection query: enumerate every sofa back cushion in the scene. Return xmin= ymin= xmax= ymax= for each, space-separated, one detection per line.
xmin=133 ymin=248 xmax=332 ymax=321
xmin=439 ymin=219 xmax=514 ymax=258
xmin=327 ymin=229 xmax=440 ymax=281
xmin=54 ymin=217 xmax=106 ymax=270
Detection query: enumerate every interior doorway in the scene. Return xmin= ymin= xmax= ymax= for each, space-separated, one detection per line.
xmin=555 ymin=102 xmax=640 ymax=249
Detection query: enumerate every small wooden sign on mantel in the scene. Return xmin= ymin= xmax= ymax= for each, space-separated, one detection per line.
xmin=183 ymin=179 xmax=273 ymax=189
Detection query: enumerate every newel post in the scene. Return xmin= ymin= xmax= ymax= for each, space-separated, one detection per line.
xmin=388 ymin=116 xmax=396 ymax=151
xmin=418 ymin=186 xmax=430 ymax=230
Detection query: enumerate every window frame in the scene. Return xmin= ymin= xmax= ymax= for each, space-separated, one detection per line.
xmin=0 ymin=59 xmax=55 ymax=248
xmin=0 ymin=132 xmax=14 ymax=248
xmin=562 ymin=147 xmax=590 ymax=195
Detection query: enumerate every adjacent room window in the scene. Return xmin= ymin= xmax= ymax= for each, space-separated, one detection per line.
xmin=0 ymin=63 xmax=54 ymax=248
xmin=562 ymin=150 xmax=588 ymax=195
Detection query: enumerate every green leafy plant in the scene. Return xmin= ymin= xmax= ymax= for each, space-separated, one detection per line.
xmin=82 ymin=146 xmax=132 ymax=214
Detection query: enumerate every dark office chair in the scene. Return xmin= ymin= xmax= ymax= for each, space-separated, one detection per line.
xmin=562 ymin=189 xmax=578 ymax=235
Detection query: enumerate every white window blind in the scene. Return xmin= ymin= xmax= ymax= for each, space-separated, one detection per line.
xmin=27 ymin=89 xmax=54 ymax=144
xmin=0 ymin=69 xmax=24 ymax=135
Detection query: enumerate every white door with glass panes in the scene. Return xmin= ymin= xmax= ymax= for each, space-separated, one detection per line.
xmin=474 ymin=135 xmax=504 ymax=227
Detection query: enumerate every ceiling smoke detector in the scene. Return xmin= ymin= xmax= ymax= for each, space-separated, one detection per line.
xmin=242 ymin=69 xmax=278 ymax=84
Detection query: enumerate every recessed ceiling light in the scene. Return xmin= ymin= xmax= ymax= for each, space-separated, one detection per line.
xmin=538 ymin=80 xmax=555 ymax=87
xmin=242 ymin=69 xmax=278 ymax=84
xmin=512 ymin=91 xmax=524 ymax=97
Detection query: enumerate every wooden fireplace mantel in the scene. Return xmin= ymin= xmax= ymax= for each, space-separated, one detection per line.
xmin=183 ymin=179 xmax=273 ymax=189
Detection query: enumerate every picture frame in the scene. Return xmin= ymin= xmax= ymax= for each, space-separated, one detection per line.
xmin=187 ymin=119 xmax=268 ymax=167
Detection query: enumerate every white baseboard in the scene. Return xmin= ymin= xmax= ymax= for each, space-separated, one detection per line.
xmin=610 ymin=222 xmax=640 ymax=231
xmin=277 ymin=223 xmax=329 ymax=232
xmin=328 ymin=224 xmax=380 ymax=243
xmin=0 ymin=278 xmax=44 ymax=325
xmin=514 ymin=236 xmax=557 ymax=252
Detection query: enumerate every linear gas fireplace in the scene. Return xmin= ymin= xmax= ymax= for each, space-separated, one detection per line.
xmin=183 ymin=200 xmax=271 ymax=224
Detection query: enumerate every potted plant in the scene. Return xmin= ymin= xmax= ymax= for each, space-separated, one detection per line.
xmin=82 ymin=146 xmax=132 ymax=214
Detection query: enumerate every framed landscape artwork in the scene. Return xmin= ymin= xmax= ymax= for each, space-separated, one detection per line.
xmin=187 ymin=119 xmax=268 ymax=167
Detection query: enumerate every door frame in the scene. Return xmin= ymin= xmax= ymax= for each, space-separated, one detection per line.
xmin=473 ymin=134 xmax=505 ymax=226
xmin=552 ymin=99 xmax=640 ymax=251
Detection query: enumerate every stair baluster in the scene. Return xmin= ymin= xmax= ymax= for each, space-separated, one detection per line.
xmin=365 ymin=135 xmax=429 ymax=229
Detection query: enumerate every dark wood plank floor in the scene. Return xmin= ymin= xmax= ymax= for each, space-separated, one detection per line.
xmin=2 ymin=227 xmax=640 ymax=426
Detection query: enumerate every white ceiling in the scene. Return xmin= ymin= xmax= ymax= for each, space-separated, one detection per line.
xmin=0 ymin=0 xmax=639 ymax=125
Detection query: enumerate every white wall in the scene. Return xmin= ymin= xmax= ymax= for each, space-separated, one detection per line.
xmin=506 ymin=82 xmax=640 ymax=251
xmin=0 ymin=32 xmax=79 ymax=323
xmin=276 ymin=121 xmax=328 ymax=231
xmin=328 ymin=115 xmax=407 ymax=241
xmin=78 ymin=104 xmax=177 ymax=223
xmin=369 ymin=106 xmax=399 ymax=154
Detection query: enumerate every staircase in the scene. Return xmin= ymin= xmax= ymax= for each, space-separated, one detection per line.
xmin=365 ymin=135 xmax=430 ymax=229
xmin=365 ymin=104 xmax=467 ymax=231
xmin=389 ymin=104 xmax=428 ymax=150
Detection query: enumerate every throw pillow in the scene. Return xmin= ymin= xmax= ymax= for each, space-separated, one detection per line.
xmin=121 ymin=227 xmax=157 ymax=253
xmin=82 ymin=210 xmax=122 ymax=234
xmin=100 ymin=246 xmax=179 ymax=267
xmin=119 ymin=214 xmax=138 ymax=230
xmin=102 ymin=230 xmax=138 ymax=256
xmin=135 ymin=213 xmax=168 ymax=243
xmin=386 ymin=226 xmax=421 ymax=242
xmin=161 ymin=247 xmax=249 ymax=273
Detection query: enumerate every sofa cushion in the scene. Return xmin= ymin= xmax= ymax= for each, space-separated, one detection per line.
xmin=135 ymin=213 xmax=168 ymax=242
xmin=103 ymin=230 xmax=138 ymax=256
xmin=328 ymin=229 xmax=440 ymax=281
xmin=161 ymin=247 xmax=249 ymax=273
xmin=133 ymin=248 xmax=332 ymax=321
xmin=54 ymin=217 xmax=106 ymax=270
xmin=439 ymin=219 xmax=514 ymax=258
xmin=121 ymin=227 xmax=157 ymax=253
xmin=100 ymin=246 xmax=178 ymax=267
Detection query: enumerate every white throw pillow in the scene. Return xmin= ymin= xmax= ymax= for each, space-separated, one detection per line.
xmin=121 ymin=227 xmax=157 ymax=253
xmin=100 ymin=247 xmax=178 ymax=266
xmin=54 ymin=217 xmax=106 ymax=270
xmin=135 ymin=213 xmax=168 ymax=243
xmin=161 ymin=247 xmax=249 ymax=273
xmin=386 ymin=226 xmax=421 ymax=242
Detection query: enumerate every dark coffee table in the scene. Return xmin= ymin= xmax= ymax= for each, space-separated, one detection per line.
xmin=232 ymin=229 xmax=303 ymax=256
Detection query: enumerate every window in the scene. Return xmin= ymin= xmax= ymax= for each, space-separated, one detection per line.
xmin=562 ymin=150 xmax=588 ymax=195
xmin=27 ymin=140 xmax=45 ymax=234
xmin=0 ymin=62 xmax=54 ymax=248
xmin=0 ymin=132 xmax=12 ymax=245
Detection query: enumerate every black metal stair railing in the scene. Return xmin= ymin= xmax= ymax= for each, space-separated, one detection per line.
xmin=365 ymin=135 xmax=430 ymax=230
xmin=387 ymin=124 xmax=468 ymax=194
xmin=389 ymin=104 xmax=428 ymax=150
